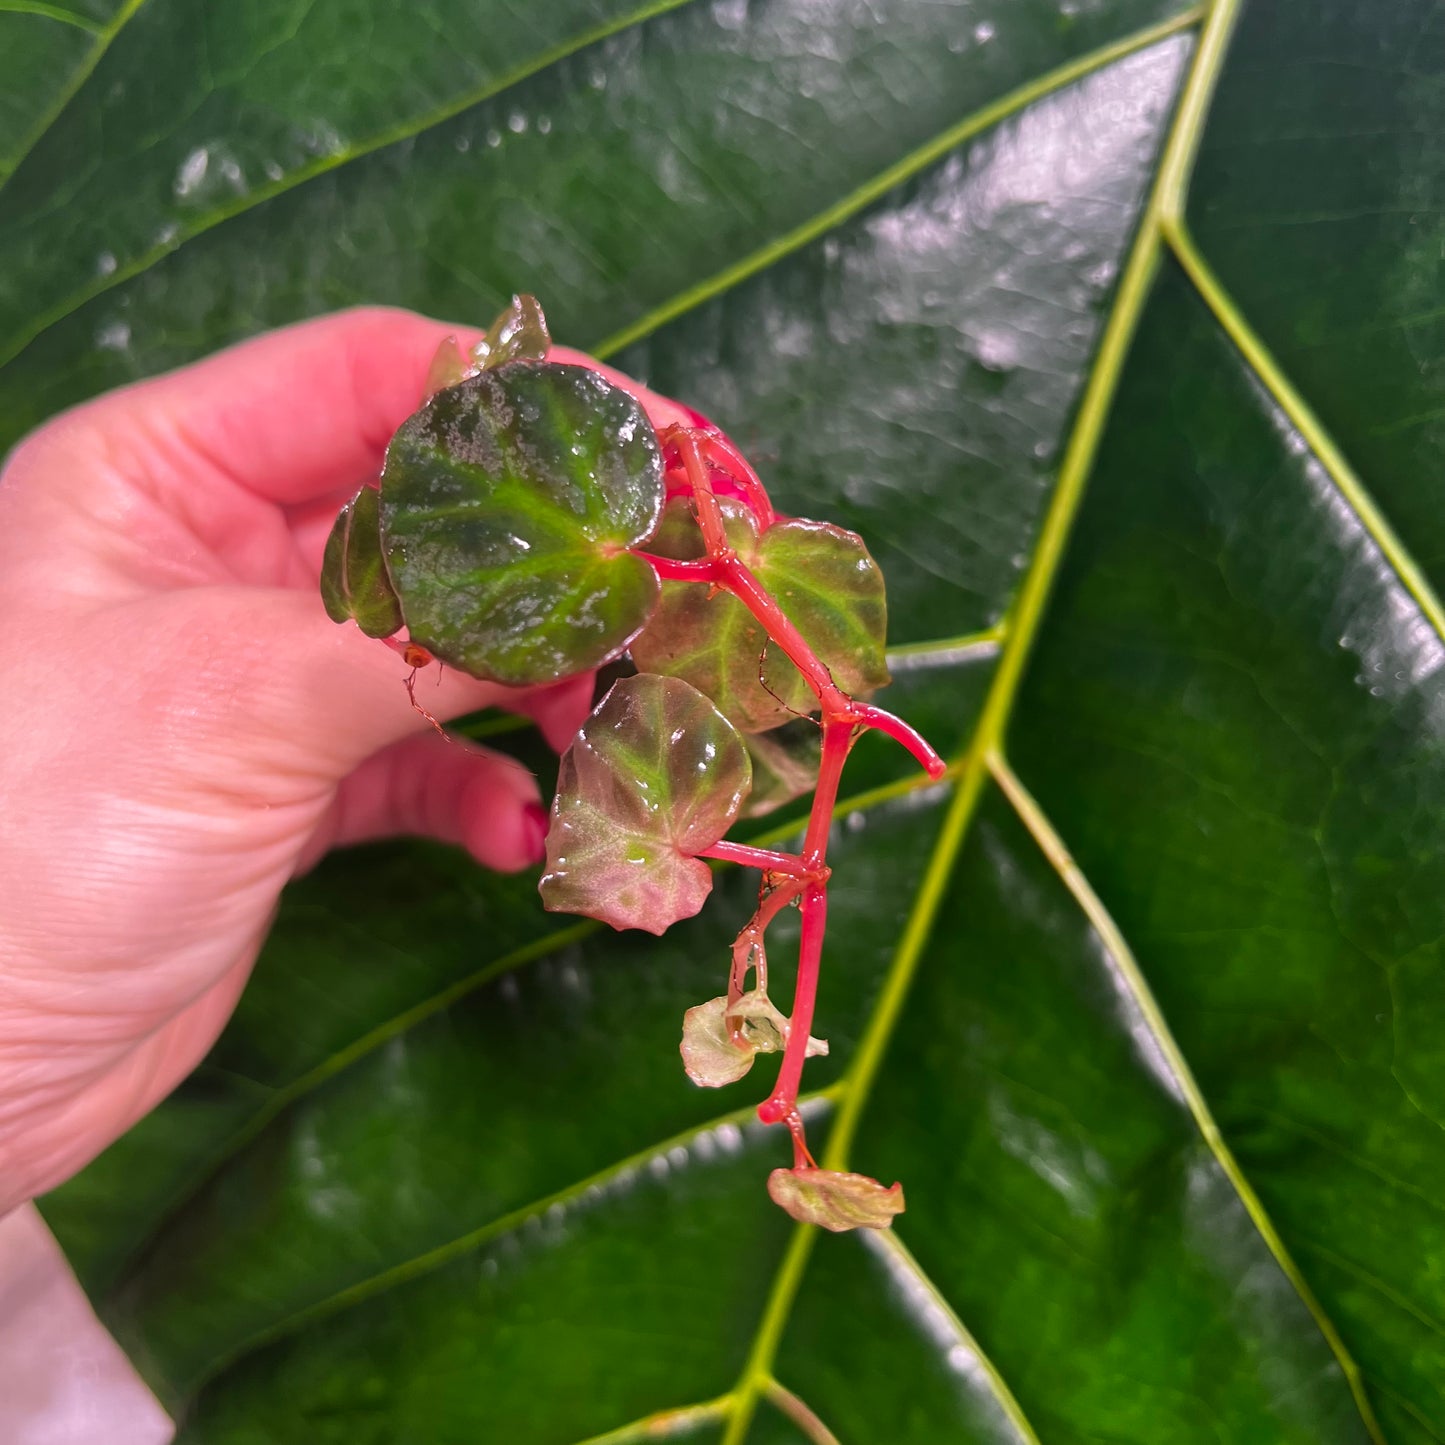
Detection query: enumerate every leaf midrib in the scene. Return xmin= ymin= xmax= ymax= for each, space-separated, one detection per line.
xmin=1164 ymin=218 xmax=1445 ymax=644
xmin=862 ymin=1230 xmax=1042 ymax=1445
xmin=592 ymin=6 xmax=1206 ymax=363
xmin=718 ymin=1 xmax=1394 ymax=1440
xmin=990 ymin=754 xmax=1382 ymax=1427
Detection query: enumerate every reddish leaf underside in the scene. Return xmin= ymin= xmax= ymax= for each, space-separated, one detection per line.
xmin=540 ymin=674 xmax=753 ymax=933
xmin=766 ymin=1168 xmax=906 ymax=1232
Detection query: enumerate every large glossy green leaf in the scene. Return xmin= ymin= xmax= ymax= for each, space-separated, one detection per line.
xmin=21 ymin=0 xmax=1445 ymax=1441
xmin=0 ymin=0 xmax=683 ymax=362
xmin=0 ymin=0 xmax=1188 ymax=453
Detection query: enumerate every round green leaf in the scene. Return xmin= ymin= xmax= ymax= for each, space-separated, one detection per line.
xmin=540 ymin=673 xmax=752 ymax=934
xmin=318 ymin=485 xmax=403 ymax=639
xmin=379 ymin=362 xmax=663 ymax=685
xmin=631 ymin=497 xmax=890 ymax=732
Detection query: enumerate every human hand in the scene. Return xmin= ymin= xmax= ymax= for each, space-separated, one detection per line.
xmin=0 ymin=309 xmax=690 ymax=1213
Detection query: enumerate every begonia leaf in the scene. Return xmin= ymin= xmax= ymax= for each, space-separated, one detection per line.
xmin=680 ymin=991 xmax=828 ymax=1088
xmin=379 ymin=362 xmax=663 ymax=685
xmin=743 ymin=721 xmax=823 ymax=818
xmin=631 ymin=497 xmax=889 ymax=732
xmin=540 ymin=674 xmax=751 ymax=933
xmin=472 ymin=292 xmax=550 ymax=370
xmin=766 ymin=1169 xmax=905 ymax=1234
xmin=318 ymin=485 xmax=403 ymax=639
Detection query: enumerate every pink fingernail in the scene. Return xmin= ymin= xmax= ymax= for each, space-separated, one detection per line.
xmin=523 ymin=802 xmax=549 ymax=863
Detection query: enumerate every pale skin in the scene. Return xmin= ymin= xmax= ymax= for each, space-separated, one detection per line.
xmin=0 ymin=307 xmax=691 ymax=1214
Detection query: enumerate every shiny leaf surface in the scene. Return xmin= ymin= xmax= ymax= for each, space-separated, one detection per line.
xmin=176 ymin=1120 xmax=797 ymax=1442
xmin=318 ymin=486 xmax=403 ymax=639
xmin=25 ymin=1 xmax=1445 ymax=1442
xmin=471 ymin=291 xmax=551 ymax=370
xmin=0 ymin=0 xmax=676 ymax=364
xmin=0 ymin=10 xmax=103 ymax=183
xmin=425 ymin=294 xmax=555 ymax=400
xmin=86 ymin=799 xmax=946 ymax=1412
xmin=541 ymin=674 xmax=752 ymax=934
xmin=633 ymin=497 xmax=890 ymax=732
xmin=1190 ymin=1 xmax=1445 ymax=605
xmin=0 ymin=0 xmax=1189 ymax=453
xmin=379 ymin=361 xmax=663 ymax=684
xmin=1007 ymin=263 xmax=1445 ymax=1444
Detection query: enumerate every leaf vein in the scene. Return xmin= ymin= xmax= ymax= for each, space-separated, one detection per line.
xmin=763 ymin=1376 xmax=845 ymax=1445
xmin=592 ymin=5 xmax=1206 ymax=361
xmin=561 ymin=1393 xmax=736 ymax=1445
xmin=0 ymin=0 xmax=149 ymax=189
xmin=1162 ymin=220 xmax=1445 ymax=653
xmin=183 ymin=1088 xmax=840 ymax=1396
xmin=860 ymin=1231 xmax=1043 ymax=1445
xmin=98 ymin=769 xmax=942 ymax=1328
xmin=0 ymin=0 xmax=699 ymax=366
xmin=718 ymin=8 xmax=1220 ymax=1434
xmin=0 ymin=1 xmax=101 ymax=30
xmin=1296 ymin=1237 xmax=1445 ymax=1343
xmin=989 ymin=752 xmax=1386 ymax=1445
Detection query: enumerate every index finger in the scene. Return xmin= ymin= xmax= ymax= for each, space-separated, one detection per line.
xmin=71 ymin=309 xmax=697 ymax=510
xmin=78 ymin=307 xmax=468 ymax=507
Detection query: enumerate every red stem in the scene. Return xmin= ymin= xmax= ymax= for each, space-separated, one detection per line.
xmin=677 ymin=435 xmax=732 ymax=555
xmin=701 ymin=432 xmax=775 ymax=529
xmin=727 ymin=877 xmax=804 ymax=1021
xmin=850 ymin=702 xmax=948 ymax=780
xmin=758 ymin=719 xmax=851 ymax=1125
xmin=758 ymin=881 xmax=828 ymax=1128
xmin=633 ymin=553 xmax=717 ymax=582
xmin=722 ymin=562 xmax=851 ymax=713
xmin=637 ymin=424 xmax=944 ymax=1166
xmin=670 ymin=433 xmax=850 ymax=713
xmin=701 ymin=841 xmax=812 ymax=877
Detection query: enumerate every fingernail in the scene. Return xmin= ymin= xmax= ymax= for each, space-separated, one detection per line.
xmin=523 ymin=802 xmax=550 ymax=863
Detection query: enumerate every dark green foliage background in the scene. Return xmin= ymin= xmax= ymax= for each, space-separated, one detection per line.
xmin=6 ymin=0 xmax=1444 ymax=1440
